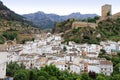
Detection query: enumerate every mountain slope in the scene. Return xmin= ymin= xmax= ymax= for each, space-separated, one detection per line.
xmin=23 ymin=12 xmax=54 ymax=29
xmin=52 ymin=17 xmax=120 ymax=44
xmin=0 ymin=1 xmax=24 ymax=21
xmin=0 ymin=1 xmax=40 ymax=44
xmin=23 ymin=11 xmax=97 ymax=29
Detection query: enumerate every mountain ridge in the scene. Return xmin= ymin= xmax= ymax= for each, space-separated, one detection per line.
xmin=23 ymin=11 xmax=98 ymax=29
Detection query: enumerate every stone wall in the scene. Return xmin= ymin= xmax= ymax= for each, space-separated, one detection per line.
xmin=72 ymin=22 xmax=97 ymax=29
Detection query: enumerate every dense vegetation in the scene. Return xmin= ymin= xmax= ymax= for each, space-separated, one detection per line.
xmin=6 ymin=62 xmax=120 ymax=80
xmin=2 ymin=32 xmax=17 ymax=40
xmin=53 ymin=17 xmax=120 ymax=44
xmin=97 ymin=18 xmax=120 ymax=42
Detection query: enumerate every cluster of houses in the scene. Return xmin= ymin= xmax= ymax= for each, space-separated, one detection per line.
xmin=1 ymin=33 xmax=120 ymax=79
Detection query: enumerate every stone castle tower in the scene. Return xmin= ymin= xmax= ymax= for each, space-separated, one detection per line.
xmin=101 ymin=4 xmax=111 ymax=17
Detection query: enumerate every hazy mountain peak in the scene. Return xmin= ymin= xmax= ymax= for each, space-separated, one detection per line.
xmin=23 ymin=11 xmax=97 ymax=29
xmin=35 ymin=11 xmax=45 ymax=14
xmin=70 ymin=12 xmax=81 ymax=15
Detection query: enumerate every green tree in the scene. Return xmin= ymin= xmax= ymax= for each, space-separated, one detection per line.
xmin=6 ymin=62 xmax=21 ymax=77
xmin=105 ymin=76 xmax=112 ymax=80
xmin=0 ymin=35 xmax=5 ymax=44
xmin=113 ymin=63 xmax=120 ymax=74
xmin=2 ymin=32 xmax=17 ymax=40
xmin=81 ymin=73 xmax=90 ymax=80
xmin=100 ymin=49 xmax=106 ymax=54
xmin=73 ymin=38 xmax=80 ymax=43
xmin=59 ymin=70 xmax=71 ymax=79
xmin=48 ymin=76 xmax=58 ymax=80
xmin=38 ymin=76 xmax=47 ymax=80
xmin=72 ymin=28 xmax=79 ymax=34
xmin=112 ymin=57 xmax=120 ymax=66
xmin=96 ymin=75 xmax=106 ymax=80
xmin=117 ymin=52 xmax=120 ymax=57
xmin=14 ymin=70 xmax=29 ymax=80
xmin=40 ymin=64 xmax=60 ymax=77
xmin=31 ymin=38 xmax=35 ymax=42
xmin=29 ymin=70 xmax=37 ymax=80
xmin=63 ymin=46 xmax=67 ymax=51
xmin=14 ymin=72 xmax=27 ymax=80
xmin=20 ymin=63 xmax=26 ymax=69
xmin=37 ymin=71 xmax=50 ymax=79
xmin=21 ymin=39 xmax=26 ymax=44
xmin=87 ymin=17 xmax=96 ymax=23
xmin=112 ymin=74 xmax=120 ymax=80
xmin=94 ymin=16 xmax=99 ymax=20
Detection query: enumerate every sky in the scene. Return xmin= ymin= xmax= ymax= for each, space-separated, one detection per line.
xmin=1 ymin=0 xmax=120 ymax=15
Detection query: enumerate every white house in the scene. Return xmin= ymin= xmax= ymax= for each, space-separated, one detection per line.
xmin=0 ymin=51 xmax=8 ymax=79
xmin=86 ymin=52 xmax=99 ymax=58
xmin=53 ymin=61 xmax=67 ymax=70
xmin=88 ymin=63 xmax=100 ymax=73
xmin=35 ymin=57 xmax=48 ymax=69
xmin=99 ymin=60 xmax=113 ymax=76
xmin=70 ymin=60 xmax=88 ymax=74
xmin=70 ymin=64 xmax=81 ymax=74
xmin=17 ymin=53 xmax=40 ymax=69
xmin=7 ymin=52 xmax=19 ymax=63
xmin=100 ymin=41 xmax=117 ymax=54
xmin=65 ymin=54 xmax=74 ymax=62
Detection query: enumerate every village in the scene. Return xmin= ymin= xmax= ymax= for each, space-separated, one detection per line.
xmin=1 ymin=32 xmax=120 ymax=79
xmin=1 ymin=4 xmax=120 ymax=79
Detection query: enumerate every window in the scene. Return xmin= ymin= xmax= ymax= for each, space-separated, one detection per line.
xmin=105 ymin=68 xmax=106 ymax=71
xmin=101 ymin=68 xmax=103 ymax=70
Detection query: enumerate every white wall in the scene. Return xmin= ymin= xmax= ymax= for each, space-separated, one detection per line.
xmin=56 ymin=64 xmax=66 ymax=70
xmin=0 ymin=52 xmax=8 ymax=79
xmin=88 ymin=65 xmax=100 ymax=73
xmin=70 ymin=65 xmax=80 ymax=74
